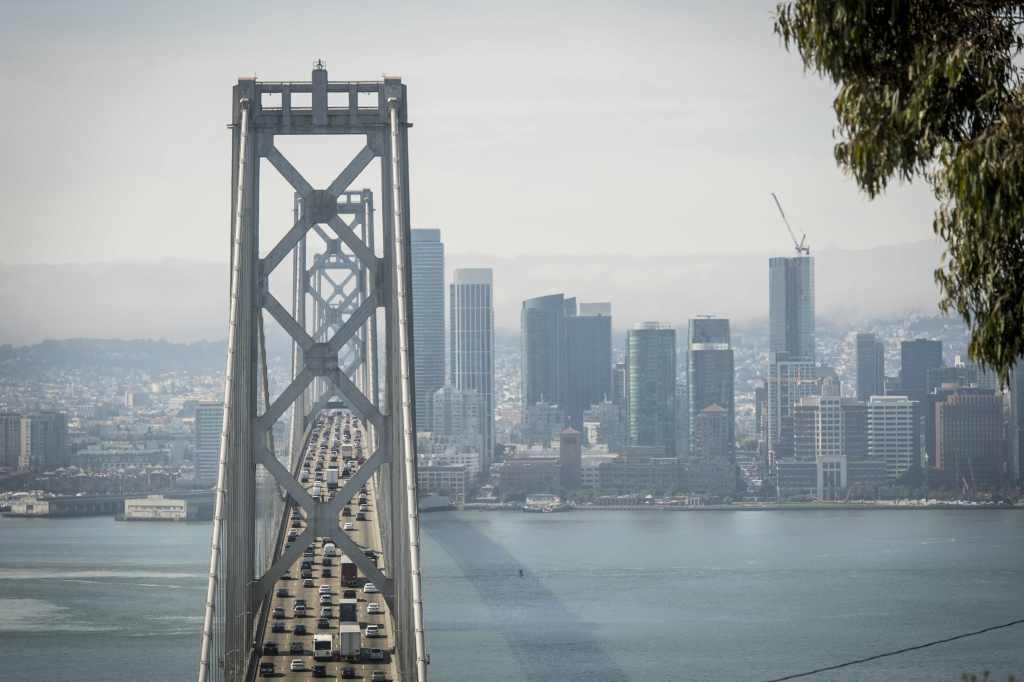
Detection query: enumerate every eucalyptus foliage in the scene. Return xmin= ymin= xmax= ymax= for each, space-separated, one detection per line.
xmin=775 ymin=1 xmax=1024 ymax=383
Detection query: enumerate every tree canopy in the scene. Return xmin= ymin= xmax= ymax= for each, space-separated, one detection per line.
xmin=774 ymin=1 xmax=1024 ymax=383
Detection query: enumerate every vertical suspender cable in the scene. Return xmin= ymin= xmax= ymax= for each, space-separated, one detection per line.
xmin=387 ymin=97 xmax=428 ymax=682
xmin=199 ymin=97 xmax=249 ymax=682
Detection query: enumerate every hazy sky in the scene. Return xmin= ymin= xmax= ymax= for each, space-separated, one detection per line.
xmin=0 ymin=0 xmax=939 ymax=265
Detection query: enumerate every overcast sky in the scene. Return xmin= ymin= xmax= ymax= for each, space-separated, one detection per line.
xmin=0 ymin=0 xmax=938 ymax=266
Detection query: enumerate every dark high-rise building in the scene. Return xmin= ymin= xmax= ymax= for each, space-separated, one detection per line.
xmin=612 ymin=362 xmax=626 ymax=405
xmin=687 ymin=317 xmax=734 ymax=457
xmin=900 ymin=339 xmax=943 ymax=405
xmin=521 ymin=294 xmax=573 ymax=410
xmin=410 ymin=229 xmax=445 ymax=430
xmin=842 ymin=401 xmax=868 ymax=460
xmin=768 ymin=255 xmax=815 ymax=364
xmin=1011 ymin=361 xmax=1024 ymax=484
xmin=559 ymin=428 xmax=582 ymax=491
xmin=626 ymin=322 xmax=677 ymax=454
xmin=935 ymin=389 xmax=1004 ymax=491
xmin=0 ymin=412 xmax=21 ymax=469
xmin=855 ymin=333 xmax=885 ymax=400
xmin=450 ymin=268 xmax=495 ymax=475
xmin=17 ymin=412 xmax=68 ymax=471
xmin=565 ymin=303 xmax=612 ymax=429
xmin=767 ymin=255 xmax=815 ymax=469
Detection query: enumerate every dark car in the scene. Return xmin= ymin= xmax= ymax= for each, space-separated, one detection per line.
xmin=341 ymin=667 xmax=356 ymax=679
xmin=356 ymin=512 xmax=366 ymax=521
xmin=301 ymin=570 xmax=313 ymax=580
xmin=343 ymin=589 xmax=357 ymax=599
xmin=272 ymin=622 xmax=286 ymax=634
xmin=276 ymin=588 xmax=289 ymax=598
xmin=341 ymin=507 xmax=352 ymax=517
xmin=262 ymin=642 xmax=278 ymax=656
xmin=259 ymin=662 xmax=275 ymax=676
xmin=289 ymin=640 xmax=303 ymax=654
xmin=312 ymin=664 xmax=327 ymax=678
xmin=293 ymin=624 xmax=307 ymax=635
xmin=322 ymin=568 xmax=333 ymax=578
xmin=317 ymin=617 xmax=331 ymax=630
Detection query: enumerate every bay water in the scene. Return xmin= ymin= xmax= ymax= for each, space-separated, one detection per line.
xmin=1 ymin=510 xmax=1021 ymax=681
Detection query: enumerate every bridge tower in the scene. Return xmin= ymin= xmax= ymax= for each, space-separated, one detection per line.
xmin=198 ymin=65 xmax=426 ymax=682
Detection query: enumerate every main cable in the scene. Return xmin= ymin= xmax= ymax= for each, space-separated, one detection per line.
xmin=763 ymin=617 xmax=1024 ymax=682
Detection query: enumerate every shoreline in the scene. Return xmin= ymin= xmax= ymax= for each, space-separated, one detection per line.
xmin=461 ymin=502 xmax=1024 ymax=513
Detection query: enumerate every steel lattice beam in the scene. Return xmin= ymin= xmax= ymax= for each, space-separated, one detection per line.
xmin=199 ymin=65 xmax=425 ymax=682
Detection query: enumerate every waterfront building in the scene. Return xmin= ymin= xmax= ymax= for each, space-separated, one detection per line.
xmin=855 ymin=333 xmax=885 ymax=400
xmin=687 ymin=317 xmax=734 ymax=457
xmin=0 ymin=413 xmax=21 ymax=469
xmin=416 ymin=464 xmax=467 ymax=503
xmin=521 ymin=293 xmax=573 ymax=411
xmin=866 ymin=395 xmax=917 ymax=480
xmin=450 ymin=268 xmax=495 ymax=475
xmin=17 ymin=412 xmax=68 ymax=471
xmin=559 ymin=428 xmax=582 ymax=491
xmin=193 ymin=402 xmax=223 ymax=486
xmin=418 ymin=451 xmax=481 ymax=479
xmin=766 ymin=359 xmax=817 ymax=465
xmin=598 ymin=455 xmax=680 ymax=495
xmin=123 ymin=495 xmax=211 ymax=521
xmin=685 ymin=404 xmax=736 ymax=497
xmin=565 ymin=303 xmax=612 ymax=429
xmin=935 ymin=389 xmax=1005 ymax=491
xmin=410 ymin=229 xmax=445 ymax=431
xmin=498 ymin=455 xmax=560 ymax=497
xmin=626 ymin=322 xmax=677 ymax=454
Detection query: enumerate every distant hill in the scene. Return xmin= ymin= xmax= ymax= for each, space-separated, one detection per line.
xmin=0 ymin=338 xmax=226 ymax=375
xmin=0 ymin=240 xmax=946 ymax=344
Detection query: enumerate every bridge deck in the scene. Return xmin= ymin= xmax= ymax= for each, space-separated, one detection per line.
xmin=255 ymin=411 xmax=398 ymax=681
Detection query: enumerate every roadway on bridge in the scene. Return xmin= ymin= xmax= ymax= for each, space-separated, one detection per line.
xmin=256 ymin=411 xmax=398 ymax=681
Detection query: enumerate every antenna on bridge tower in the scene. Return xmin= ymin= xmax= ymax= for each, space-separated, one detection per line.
xmin=770 ymin=192 xmax=810 ymax=255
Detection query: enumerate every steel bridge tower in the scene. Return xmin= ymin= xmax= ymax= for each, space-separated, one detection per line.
xmin=198 ymin=64 xmax=426 ymax=682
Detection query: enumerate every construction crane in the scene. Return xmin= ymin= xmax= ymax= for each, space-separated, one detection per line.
xmin=771 ymin=192 xmax=810 ymax=255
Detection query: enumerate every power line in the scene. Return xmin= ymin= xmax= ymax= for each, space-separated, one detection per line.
xmin=763 ymin=618 xmax=1024 ymax=682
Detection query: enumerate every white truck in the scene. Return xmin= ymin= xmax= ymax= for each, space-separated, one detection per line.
xmin=325 ymin=467 xmax=339 ymax=490
xmin=338 ymin=622 xmax=361 ymax=661
xmin=323 ymin=541 xmax=337 ymax=558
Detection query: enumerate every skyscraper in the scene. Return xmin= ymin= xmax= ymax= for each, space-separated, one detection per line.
xmin=521 ymin=294 xmax=573 ymax=411
xmin=565 ymin=303 xmax=612 ymax=429
xmin=855 ymin=333 xmax=885 ymax=400
xmin=767 ymin=255 xmax=815 ymax=468
xmin=626 ymin=322 xmax=677 ymax=454
xmin=900 ymin=339 xmax=943 ymax=405
xmin=450 ymin=268 xmax=495 ymax=476
xmin=194 ymin=401 xmax=223 ymax=486
xmin=768 ymin=255 xmax=815 ymax=364
xmin=687 ymin=317 xmax=734 ymax=457
xmin=410 ymin=229 xmax=445 ymax=431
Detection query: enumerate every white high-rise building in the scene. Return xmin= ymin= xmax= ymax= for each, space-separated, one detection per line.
xmin=867 ymin=395 xmax=917 ymax=480
xmin=194 ymin=402 xmax=223 ymax=486
xmin=450 ymin=268 xmax=495 ymax=477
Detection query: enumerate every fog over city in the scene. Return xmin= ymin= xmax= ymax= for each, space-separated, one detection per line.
xmin=2 ymin=0 xmax=934 ymax=267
